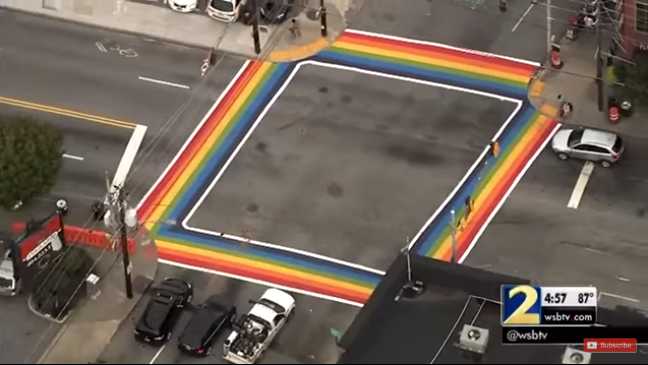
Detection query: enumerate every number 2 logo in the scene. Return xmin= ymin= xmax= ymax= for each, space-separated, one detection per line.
xmin=503 ymin=285 xmax=540 ymax=325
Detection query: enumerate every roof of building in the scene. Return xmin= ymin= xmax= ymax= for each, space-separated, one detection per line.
xmin=338 ymin=255 xmax=648 ymax=364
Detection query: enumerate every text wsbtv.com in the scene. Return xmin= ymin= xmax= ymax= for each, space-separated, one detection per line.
xmin=543 ymin=312 xmax=594 ymax=324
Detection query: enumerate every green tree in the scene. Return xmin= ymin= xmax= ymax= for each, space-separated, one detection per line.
xmin=622 ymin=52 xmax=648 ymax=104
xmin=0 ymin=115 xmax=63 ymax=209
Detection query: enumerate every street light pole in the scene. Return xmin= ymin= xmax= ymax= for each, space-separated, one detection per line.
xmin=117 ymin=189 xmax=133 ymax=299
xmin=546 ymin=0 xmax=552 ymax=56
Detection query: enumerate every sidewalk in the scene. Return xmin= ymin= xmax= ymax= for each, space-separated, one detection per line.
xmin=0 ymin=0 xmax=347 ymax=61
xmin=528 ymin=28 xmax=648 ymax=138
xmin=36 ymin=226 xmax=158 ymax=364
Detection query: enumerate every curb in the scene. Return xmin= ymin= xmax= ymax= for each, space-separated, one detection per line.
xmin=269 ymin=37 xmax=330 ymax=62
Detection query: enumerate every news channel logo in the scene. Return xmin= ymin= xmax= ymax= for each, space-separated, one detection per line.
xmin=501 ymin=285 xmax=541 ymax=325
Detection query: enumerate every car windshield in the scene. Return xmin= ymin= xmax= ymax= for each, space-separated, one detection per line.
xmin=568 ymin=129 xmax=584 ymax=147
xmin=259 ymin=298 xmax=285 ymax=314
xmin=210 ymin=0 xmax=234 ymax=11
xmin=612 ymin=136 xmax=623 ymax=152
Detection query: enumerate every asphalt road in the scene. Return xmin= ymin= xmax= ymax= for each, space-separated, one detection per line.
xmin=188 ymin=63 xmax=515 ymax=270
xmin=0 ymin=9 xmax=243 ymax=216
xmin=0 ymin=10 xmax=245 ymax=364
xmin=464 ymin=130 xmax=648 ymax=309
xmin=348 ymin=0 xmax=580 ymax=63
xmin=98 ymin=264 xmax=355 ymax=364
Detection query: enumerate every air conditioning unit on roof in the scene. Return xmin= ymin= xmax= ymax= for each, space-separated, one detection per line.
xmin=458 ymin=324 xmax=489 ymax=354
xmin=562 ymin=347 xmax=591 ymax=364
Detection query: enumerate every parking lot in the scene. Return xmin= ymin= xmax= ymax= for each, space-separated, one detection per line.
xmin=185 ymin=63 xmax=516 ymax=271
xmin=98 ymin=264 xmax=356 ymax=364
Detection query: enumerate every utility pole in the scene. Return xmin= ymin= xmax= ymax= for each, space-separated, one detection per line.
xmin=117 ymin=189 xmax=133 ymax=299
xmin=596 ymin=1 xmax=605 ymax=112
xmin=320 ymin=0 xmax=328 ymax=37
xmin=106 ymin=181 xmax=134 ymax=299
xmin=250 ymin=0 xmax=261 ymax=55
xmin=546 ymin=0 xmax=552 ymax=56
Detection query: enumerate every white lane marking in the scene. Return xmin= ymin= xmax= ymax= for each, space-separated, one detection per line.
xmin=95 ymin=41 xmax=108 ymax=53
xmin=138 ymin=76 xmax=190 ymax=90
xmin=158 ymin=259 xmax=365 ymax=307
xmin=600 ymin=291 xmax=640 ymax=304
xmin=567 ymin=161 xmax=595 ymax=209
xmin=62 ymin=153 xmax=84 ymax=161
xmin=460 ymin=122 xmax=562 ymax=263
xmin=617 ymin=276 xmax=631 ymax=282
xmin=512 ymin=2 xmax=536 ymax=32
xmin=108 ymin=124 xmax=147 ymax=198
xmin=149 ymin=344 xmax=166 ymax=364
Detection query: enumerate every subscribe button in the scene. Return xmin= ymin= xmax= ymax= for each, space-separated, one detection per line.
xmin=584 ymin=338 xmax=637 ymax=353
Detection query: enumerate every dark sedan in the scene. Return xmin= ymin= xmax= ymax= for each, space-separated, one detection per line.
xmin=178 ymin=302 xmax=237 ymax=356
xmin=258 ymin=0 xmax=295 ymax=24
xmin=134 ymin=278 xmax=193 ymax=345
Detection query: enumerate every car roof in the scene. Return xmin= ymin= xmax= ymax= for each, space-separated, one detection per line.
xmin=156 ymin=278 xmax=190 ymax=294
xmin=179 ymin=305 xmax=230 ymax=346
xmin=137 ymin=295 xmax=175 ymax=334
xmin=580 ymin=129 xmax=617 ymax=148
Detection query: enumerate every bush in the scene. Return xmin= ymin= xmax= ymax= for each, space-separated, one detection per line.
xmin=0 ymin=115 xmax=63 ymax=209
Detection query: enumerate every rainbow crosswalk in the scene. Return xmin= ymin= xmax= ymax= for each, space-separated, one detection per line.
xmin=137 ymin=30 xmax=558 ymax=306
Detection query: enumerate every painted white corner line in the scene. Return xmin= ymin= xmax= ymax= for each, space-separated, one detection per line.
xmin=62 ymin=153 xmax=84 ymax=161
xmin=345 ymin=29 xmax=541 ymax=67
xmin=109 ymin=124 xmax=147 ymax=198
xmin=177 ymin=58 xmax=520 ymax=258
xmin=406 ymin=100 xmax=523 ymax=250
xmin=567 ymin=161 xmax=594 ymax=209
xmin=149 ymin=344 xmax=166 ymax=364
xmin=512 ymin=2 xmax=536 ymax=32
xmin=158 ymin=259 xmax=366 ymax=307
xmin=460 ymin=122 xmax=562 ymax=263
xmin=138 ymin=76 xmax=190 ymax=90
xmin=600 ymin=291 xmax=640 ymax=304
xmin=136 ymin=61 xmax=251 ymax=211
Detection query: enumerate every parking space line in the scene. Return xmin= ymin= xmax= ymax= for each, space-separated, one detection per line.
xmin=0 ymin=95 xmax=136 ymax=129
xmin=149 ymin=344 xmax=166 ymax=364
xmin=62 ymin=153 xmax=84 ymax=161
xmin=138 ymin=76 xmax=190 ymax=90
xmin=567 ymin=161 xmax=594 ymax=209
xmin=512 ymin=2 xmax=536 ymax=32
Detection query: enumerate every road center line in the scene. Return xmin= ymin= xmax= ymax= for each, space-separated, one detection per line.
xmin=62 ymin=153 xmax=84 ymax=161
xmin=149 ymin=344 xmax=166 ymax=364
xmin=600 ymin=291 xmax=640 ymax=304
xmin=567 ymin=161 xmax=594 ymax=209
xmin=138 ymin=76 xmax=190 ymax=90
xmin=512 ymin=2 xmax=536 ymax=32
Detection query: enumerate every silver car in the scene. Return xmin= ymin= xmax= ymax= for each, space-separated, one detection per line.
xmin=551 ymin=127 xmax=624 ymax=167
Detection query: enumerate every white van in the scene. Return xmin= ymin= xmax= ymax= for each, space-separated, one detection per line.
xmin=207 ymin=0 xmax=247 ymax=23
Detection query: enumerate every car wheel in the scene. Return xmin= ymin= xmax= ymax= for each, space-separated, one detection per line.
xmin=601 ymin=160 xmax=611 ymax=168
xmin=557 ymin=153 xmax=569 ymax=160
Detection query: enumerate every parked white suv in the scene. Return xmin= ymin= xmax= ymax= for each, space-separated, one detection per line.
xmin=207 ymin=0 xmax=246 ymax=22
xmin=168 ymin=0 xmax=198 ymax=13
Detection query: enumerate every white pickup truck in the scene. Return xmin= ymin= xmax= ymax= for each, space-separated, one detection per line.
xmin=223 ymin=288 xmax=295 ymax=364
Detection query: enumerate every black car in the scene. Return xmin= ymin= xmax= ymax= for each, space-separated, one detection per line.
xmin=258 ymin=0 xmax=295 ymax=24
xmin=178 ymin=302 xmax=236 ymax=356
xmin=134 ymin=278 xmax=193 ymax=345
